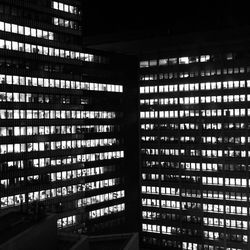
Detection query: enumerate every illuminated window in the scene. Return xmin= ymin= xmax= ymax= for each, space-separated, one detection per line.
xmin=179 ymin=57 xmax=189 ymax=64
xmin=200 ymin=55 xmax=210 ymax=62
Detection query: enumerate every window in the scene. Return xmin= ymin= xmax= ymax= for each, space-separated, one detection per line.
xmin=52 ymin=1 xmax=80 ymax=15
xmin=179 ymin=57 xmax=189 ymax=64
xmin=159 ymin=59 xmax=168 ymax=65
xmin=0 ymin=74 xmax=122 ymax=93
xmin=200 ymin=55 xmax=210 ymax=62
xmin=168 ymin=58 xmax=177 ymax=65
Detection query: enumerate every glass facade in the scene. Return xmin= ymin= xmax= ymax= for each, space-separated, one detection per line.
xmin=140 ymin=51 xmax=250 ymax=249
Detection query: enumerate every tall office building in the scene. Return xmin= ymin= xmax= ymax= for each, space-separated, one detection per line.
xmin=86 ymin=29 xmax=250 ymax=249
xmin=139 ymin=33 xmax=250 ymax=250
xmin=0 ymin=0 xmax=139 ymax=235
xmin=3 ymin=1 xmax=250 ymax=248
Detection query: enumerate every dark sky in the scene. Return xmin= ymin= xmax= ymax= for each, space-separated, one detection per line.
xmin=84 ymin=0 xmax=250 ymax=36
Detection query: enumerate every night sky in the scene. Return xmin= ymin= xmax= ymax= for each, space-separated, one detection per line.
xmin=84 ymin=0 xmax=250 ymax=37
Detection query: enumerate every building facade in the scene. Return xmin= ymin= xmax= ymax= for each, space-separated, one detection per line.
xmin=4 ymin=1 xmax=250 ymax=248
xmin=0 ymin=0 xmax=139 ymax=235
xmin=139 ymin=32 xmax=250 ymax=250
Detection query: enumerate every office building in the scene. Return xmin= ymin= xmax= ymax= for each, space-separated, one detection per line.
xmin=3 ymin=0 xmax=250 ymax=248
xmin=0 ymin=0 xmax=139 ymax=235
xmin=86 ymin=28 xmax=250 ymax=249
xmin=139 ymin=32 xmax=250 ymax=250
